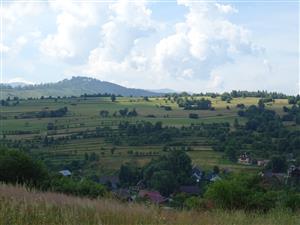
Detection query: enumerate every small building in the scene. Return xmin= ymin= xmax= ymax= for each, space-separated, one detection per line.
xmin=287 ymin=153 xmax=296 ymax=162
xmin=238 ymin=153 xmax=252 ymax=165
xmin=131 ymin=180 xmax=146 ymax=192
xmin=192 ymin=166 xmax=204 ymax=182
xmin=204 ymin=172 xmax=221 ymax=182
xmin=210 ymin=175 xmax=221 ymax=182
xmin=179 ymin=185 xmax=200 ymax=195
xmin=59 ymin=170 xmax=72 ymax=177
xmin=138 ymin=190 xmax=167 ymax=204
xmin=288 ymin=165 xmax=300 ymax=178
xmin=257 ymin=160 xmax=270 ymax=167
xmin=261 ymin=170 xmax=287 ymax=186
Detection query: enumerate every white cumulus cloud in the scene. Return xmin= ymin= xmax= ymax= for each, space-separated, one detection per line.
xmin=40 ymin=0 xmax=108 ymax=60
xmin=153 ymin=0 xmax=263 ymax=85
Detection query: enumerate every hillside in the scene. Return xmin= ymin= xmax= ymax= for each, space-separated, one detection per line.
xmin=0 ymin=184 xmax=298 ymax=225
xmin=0 ymin=76 xmax=163 ymax=98
xmin=1 ymin=93 xmax=298 ymax=177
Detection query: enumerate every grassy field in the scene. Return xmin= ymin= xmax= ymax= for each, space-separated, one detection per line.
xmin=0 ymin=183 xmax=299 ymax=225
xmin=0 ymin=96 xmax=293 ymax=175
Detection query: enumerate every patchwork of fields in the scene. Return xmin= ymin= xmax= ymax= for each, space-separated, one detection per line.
xmin=0 ymin=96 xmax=291 ymax=175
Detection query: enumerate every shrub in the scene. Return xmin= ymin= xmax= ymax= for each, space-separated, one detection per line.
xmin=189 ymin=113 xmax=199 ymax=119
xmin=0 ymin=148 xmax=48 ymax=187
xmin=204 ymin=174 xmax=277 ymax=211
xmin=50 ymin=177 xmax=107 ymax=198
xmin=184 ymin=197 xmax=208 ymax=211
xmin=284 ymin=193 xmax=300 ymax=211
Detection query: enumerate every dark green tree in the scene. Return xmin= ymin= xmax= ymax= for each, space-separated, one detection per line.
xmin=150 ymin=170 xmax=177 ymax=196
xmin=119 ymin=163 xmax=141 ymax=186
xmin=0 ymin=148 xmax=48 ymax=186
xmin=266 ymin=156 xmax=288 ymax=173
xmin=111 ymin=94 xmax=116 ymax=102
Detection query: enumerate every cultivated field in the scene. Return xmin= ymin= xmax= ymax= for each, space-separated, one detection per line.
xmin=0 ymin=96 xmax=292 ymax=175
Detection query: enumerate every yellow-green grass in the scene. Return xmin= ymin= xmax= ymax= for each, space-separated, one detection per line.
xmin=0 ymin=183 xmax=299 ymax=225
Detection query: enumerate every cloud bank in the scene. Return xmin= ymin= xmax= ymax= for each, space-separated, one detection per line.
xmin=1 ymin=0 xmax=298 ymax=94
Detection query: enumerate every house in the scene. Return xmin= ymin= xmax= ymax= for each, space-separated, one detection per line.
xmin=138 ymin=190 xmax=167 ymax=204
xmin=99 ymin=176 xmax=119 ymax=190
xmin=288 ymin=165 xmax=300 ymax=178
xmin=205 ymin=172 xmax=221 ymax=182
xmin=257 ymin=160 xmax=270 ymax=167
xmin=261 ymin=170 xmax=287 ymax=186
xmin=131 ymin=180 xmax=146 ymax=192
xmin=59 ymin=170 xmax=72 ymax=177
xmin=192 ymin=166 xmax=204 ymax=182
xmin=287 ymin=153 xmax=296 ymax=162
xmin=238 ymin=153 xmax=252 ymax=165
xmin=210 ymin=175 xmax=221 ymax=182
xmin=179 ymin=185 xmax=200 ymax=195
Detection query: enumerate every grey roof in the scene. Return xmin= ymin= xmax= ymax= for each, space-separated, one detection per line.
xmin=59 ymin=170 xmax=72 ymax=176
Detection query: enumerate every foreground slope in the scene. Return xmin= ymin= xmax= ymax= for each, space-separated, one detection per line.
xmin=0 ymin=184 xmax=299 ymax=225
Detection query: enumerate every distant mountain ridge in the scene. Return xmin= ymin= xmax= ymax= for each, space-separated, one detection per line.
xmin=1 ymin=76 xmax=163 ymax=99
xmin=5 ymin=82 xmax=31 ymax=88
xmin=148 ymin=88 xmax=178 ymax=94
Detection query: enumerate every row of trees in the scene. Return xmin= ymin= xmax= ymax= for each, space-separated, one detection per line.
xmin=165 ymin=90 xmax=289 ymax=100
xmin=16 ymin=107 xmax=68 ymax=119
xmin=177 ymin=98 xmax=212 ymax=110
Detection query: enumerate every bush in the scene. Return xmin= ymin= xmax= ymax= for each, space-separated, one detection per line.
xmin=284 ymin=193 xmax=300 ymax=211
xmin=204 ymin=174 xmax=277 ymax=211
xmin=184 ymin=197 xmax=208 ymax=211
xmin=50 ymin=177 xmax=107 ymax=198
xmin=0 ymin=148 xmax=48 ymax=187
xmin=189 ymin=113 xmax=199 ymax=119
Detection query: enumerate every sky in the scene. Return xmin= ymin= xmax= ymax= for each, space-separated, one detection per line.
xmin=1 ymin=0 xmax=299 ymax=94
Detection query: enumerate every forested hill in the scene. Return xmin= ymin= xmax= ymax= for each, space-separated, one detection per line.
xmin=0 ymin=76 xmax=163 ymax=98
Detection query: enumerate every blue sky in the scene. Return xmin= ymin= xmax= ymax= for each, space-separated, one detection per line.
xmin=1 ymin=0 xmax=299 ymax=94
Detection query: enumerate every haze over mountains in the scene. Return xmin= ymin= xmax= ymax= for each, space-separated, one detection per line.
xmin=1 ymin=76 xmax=168 ymax=99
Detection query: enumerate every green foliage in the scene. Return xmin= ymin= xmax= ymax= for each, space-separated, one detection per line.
xmin=111 ymin=94 xmax=116 ymax=102
xmin=205 ymin=174 xmax=277 ymax=211
xmin=119 ymin=163 xmax=141 ymax=186
xmin=118 ymin=108 xmax=138 ymax=117
xmin=184 ymin=196 xmax=207 ymax=211
xmin=169 ymin=193 xmax=188 ymax=208
xmin=0 ymin=148 xmax=48 ymax=187
xmin=143 ymin=150 xmax=193 ymax=196
xmin=150 ymin=170 xmax=177 ymax=196
xmin=283 ymin=192 xmax=300 ymax=211
xmin=221 ymin=93 xmax=232 ymax=102
xmin=50 ymin=177 xmax=107 ymax=198
xmin=266 ymin=156 xmax=288 ymax=173
xmin=100 ymin=110 xmax=109 ymax=117
xmin=17 ymin=107 xmax=68 ymax=119
xmin=189 ymin=113 xmax=199 ymax=119
xmin=177 ymin=98 xmax=212 ymax=110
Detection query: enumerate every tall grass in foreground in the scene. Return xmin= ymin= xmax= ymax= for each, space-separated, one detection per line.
xmin=0 ymin=184 xmax=299 ymax=225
